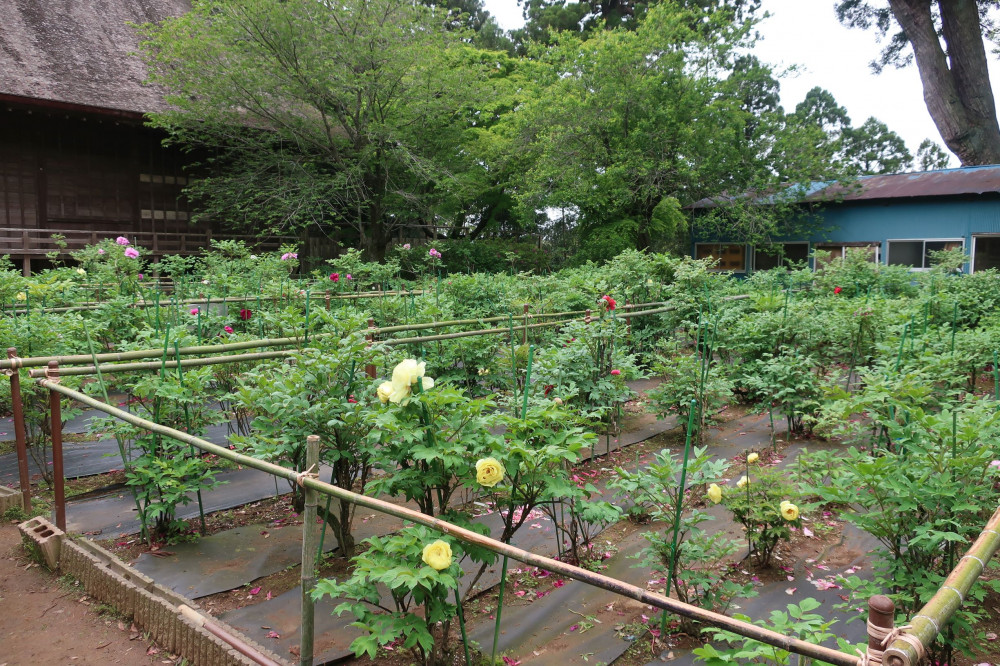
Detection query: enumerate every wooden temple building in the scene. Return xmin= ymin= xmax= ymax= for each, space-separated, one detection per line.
xmin=0 ymin=0 xmax=292 ymax=275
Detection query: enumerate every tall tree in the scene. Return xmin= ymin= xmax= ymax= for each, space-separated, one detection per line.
xmin=138 ymin=0 xmax=493 ymax=260
xmin=836 ymin=0 xmax=1000 ymax=165
xmin=916 ymin=138 xmax=952 ymax=170
xmin=841 ymin=117 xmax=913 ymax=174
xmin=508 ymin=3 xmax=782 ymax=259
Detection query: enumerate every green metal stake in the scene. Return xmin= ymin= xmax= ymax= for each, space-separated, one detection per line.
xmin=454 ymin=587 xmax=472 ymax=666
xmin=82 ymin=321 xmax=150 ymax=546
xmin=951 ymin=302 xmax=959 ymax=355
xmin=508 ymin=314 xmax=518 ymax=405
xmin=660 ymin=399 xmax=698 ymax=638
xmin=993 ymin=350 xmax=999 ymax=402
xmin=175 ymin=341 xmax=207 ymax=534
xmin=491 ymin=554 xmax=510 ymax=666
xmin=304 ymin=289 xmax=311 ymax=345
xmin=154 ymin=290 xmax=161 ymax=334
xmin=894 ymin=324 xmax=910 ymax=372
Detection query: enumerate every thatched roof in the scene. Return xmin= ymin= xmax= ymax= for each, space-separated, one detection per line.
xmin=0 ymin=0 xmax=190 ymax=115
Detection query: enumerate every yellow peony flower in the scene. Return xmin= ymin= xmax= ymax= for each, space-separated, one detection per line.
xmin=475 ymin=457 xmax=505 ymax=487
xmin=780 ymin=501 xmax=799 ymax=521
xmin=387 ymin=359 xmax=435 ymax=404
xmin=736 ymin=476 xmax=748 ymax=489
xmin=707 ymin=483 xmax=722 ymax=504
xmin=76 ymin=268 xmax=86 ymax=276
xmin=747 ymin=452 xmax=759 ymax=464
xmin=377 ymin=381 xmax=394 ymax=404
xmin=422 ymin=539 xmax=452 ymax=571
xmin=15 ymin=292 xmax=26 ymax=301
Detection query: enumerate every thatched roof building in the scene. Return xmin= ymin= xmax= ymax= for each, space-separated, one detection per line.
xmin=0 ymin=1 xmax=298 ymax=275
xmin=0 ymin=0 xmax=189 ymax=115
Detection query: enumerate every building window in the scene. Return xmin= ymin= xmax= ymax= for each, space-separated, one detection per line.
xmin=886 ymin=239 xmax=964 ymax=270
xmin=753 ymin=243 xmax=810 ymax=271
xmin=695 ymin=243 xmax=747 ymax=272
xmin=814 ymin=243 xmax=880 ymax=269
xmin=973 ymin=235 xmax=1000 ymax=272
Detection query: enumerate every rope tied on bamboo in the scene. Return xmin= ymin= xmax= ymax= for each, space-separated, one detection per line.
xmin=296 ymin=464 xmax=319 ymax=488
xmin=5 ymin=348 xmax=21 ymax=375
xmin=859 ymin=621 xmax=925 ymax=665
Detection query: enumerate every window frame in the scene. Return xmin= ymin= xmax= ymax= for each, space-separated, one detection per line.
xmin=885 ymin=238 xmax=965 ymax=271
xmin=813 ymin=242 xmax=881 ymax=269
xmin=971 ymin=234 xmax=1000 ymax=273
xmin=694 ymin=242 xmax=748 ymax=273
xmin=751 ymin=241 xmax=811 ymax=272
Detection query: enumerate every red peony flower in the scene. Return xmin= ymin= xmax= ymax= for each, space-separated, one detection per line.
xmin=330 ymin=272 xmax=340 ymax=282
xmin=543 ymin=384 xmax=556 ymax=396
xmin=601 ymin=295 xmax=617 ymax=311
xmin=834 ymin=286 xmax=842 ymax=294
xmin=224 ymin=325 xmax=234 ymax=334
xmin=239 ymin=308 xmax=252 ymax=321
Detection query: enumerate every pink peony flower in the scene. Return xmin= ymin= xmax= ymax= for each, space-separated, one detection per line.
xmin=97 ymin=248 xmax=105 ymax=255
xmin=428 ymin=248 xmax=442 ymax=259
xmin=190 ymin=308 xmax=199 ymax=315
xmin=330 ymin=273 xmax=339 ymax=282
xmin=610 ymin=369 xmax=621 ymax=376
xmin=403 ymin=243 xmax=411 ymax=250
xmin=137 ymin=273 xmax=144 ymax=280
xmin=124 ymin=247 xmax=139 ymax=259
xmin=224 ymin=325 xmax=234 ymax=334
xmin=280 ymin=252 xmax=298 ymax=261
xmin=345 ymin=274 xmax=353 ymax=280
xmin=115 ymin=236 xmax=130 ymax=246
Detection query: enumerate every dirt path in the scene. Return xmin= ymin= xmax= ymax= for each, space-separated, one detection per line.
xmin=0 ymin=520 xmax=170 ymax=666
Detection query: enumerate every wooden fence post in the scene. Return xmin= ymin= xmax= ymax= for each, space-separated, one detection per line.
xmin=7 ymin=348 xmax=31 ymax=512
xmin=366 ymin=318 xmax=377 ymax=379
xmin=299 ymin=435 xmax=320 ymax=666
xmin=47 ymin=361 xmax=66 ymax=530
xmin=523 ymin=304 xmax=529 ymax=345
xmin=866 ymin=594 xmax=895 ymax=664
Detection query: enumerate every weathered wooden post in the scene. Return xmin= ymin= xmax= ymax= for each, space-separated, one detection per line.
xmin=7 ymin=348 xmax=31 ymax=512
xmin=299 ymin=435 xmax=321 ymax=666
xmin=366 ymin=318 xmax=377 ymax=379
xmin=865 ymin=595 xmax=895 ymax=664
xmin=47 ymin=361 xmax=66 ymax=530
xmin=523 ymin=304 xmax=530 ymax=345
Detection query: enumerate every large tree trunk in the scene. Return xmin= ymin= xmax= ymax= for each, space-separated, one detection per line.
xmin=888 ymin=0 xmax=1000 ymax=165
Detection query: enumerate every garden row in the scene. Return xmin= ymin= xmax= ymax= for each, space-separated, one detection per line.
xmin=4 ymin=242 xmax=1000 ymax=664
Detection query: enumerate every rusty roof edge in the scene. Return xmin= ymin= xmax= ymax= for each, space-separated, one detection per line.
xmin=688 ymin=166 xmax=1000 ymax=210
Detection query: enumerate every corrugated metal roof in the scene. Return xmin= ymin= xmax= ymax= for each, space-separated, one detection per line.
xmin=689 ymin=165 xmax=1000 ymax=209
xmin=812 ymin=165 xmax=1000 ymax=201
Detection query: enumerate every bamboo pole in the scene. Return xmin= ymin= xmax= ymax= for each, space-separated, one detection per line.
xmin=3 ymin=289 xmax=429 ymax=314
xmin=27 ymin=350 xmax=295 ymax=378
xmin=37 ymin=378 xmax=859 ymax=666
xmin=0 ymin=304 xmax=660 ymax=370
xmin=884 ymin=504 xmax=1000 ymax=666
xmin=25 ymin=307 xmax=679 ymax=378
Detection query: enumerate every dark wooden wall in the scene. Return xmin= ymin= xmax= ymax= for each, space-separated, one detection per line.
xmin=0 ymin=101 xmax=294 ymax=274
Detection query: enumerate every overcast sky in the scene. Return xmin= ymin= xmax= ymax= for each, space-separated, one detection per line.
xmin=481 ymin=0 xmax=1000 ymax=169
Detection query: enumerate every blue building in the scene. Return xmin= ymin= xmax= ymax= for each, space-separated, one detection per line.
xmin=690 ymin=165 xmax=1000 ymax=274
